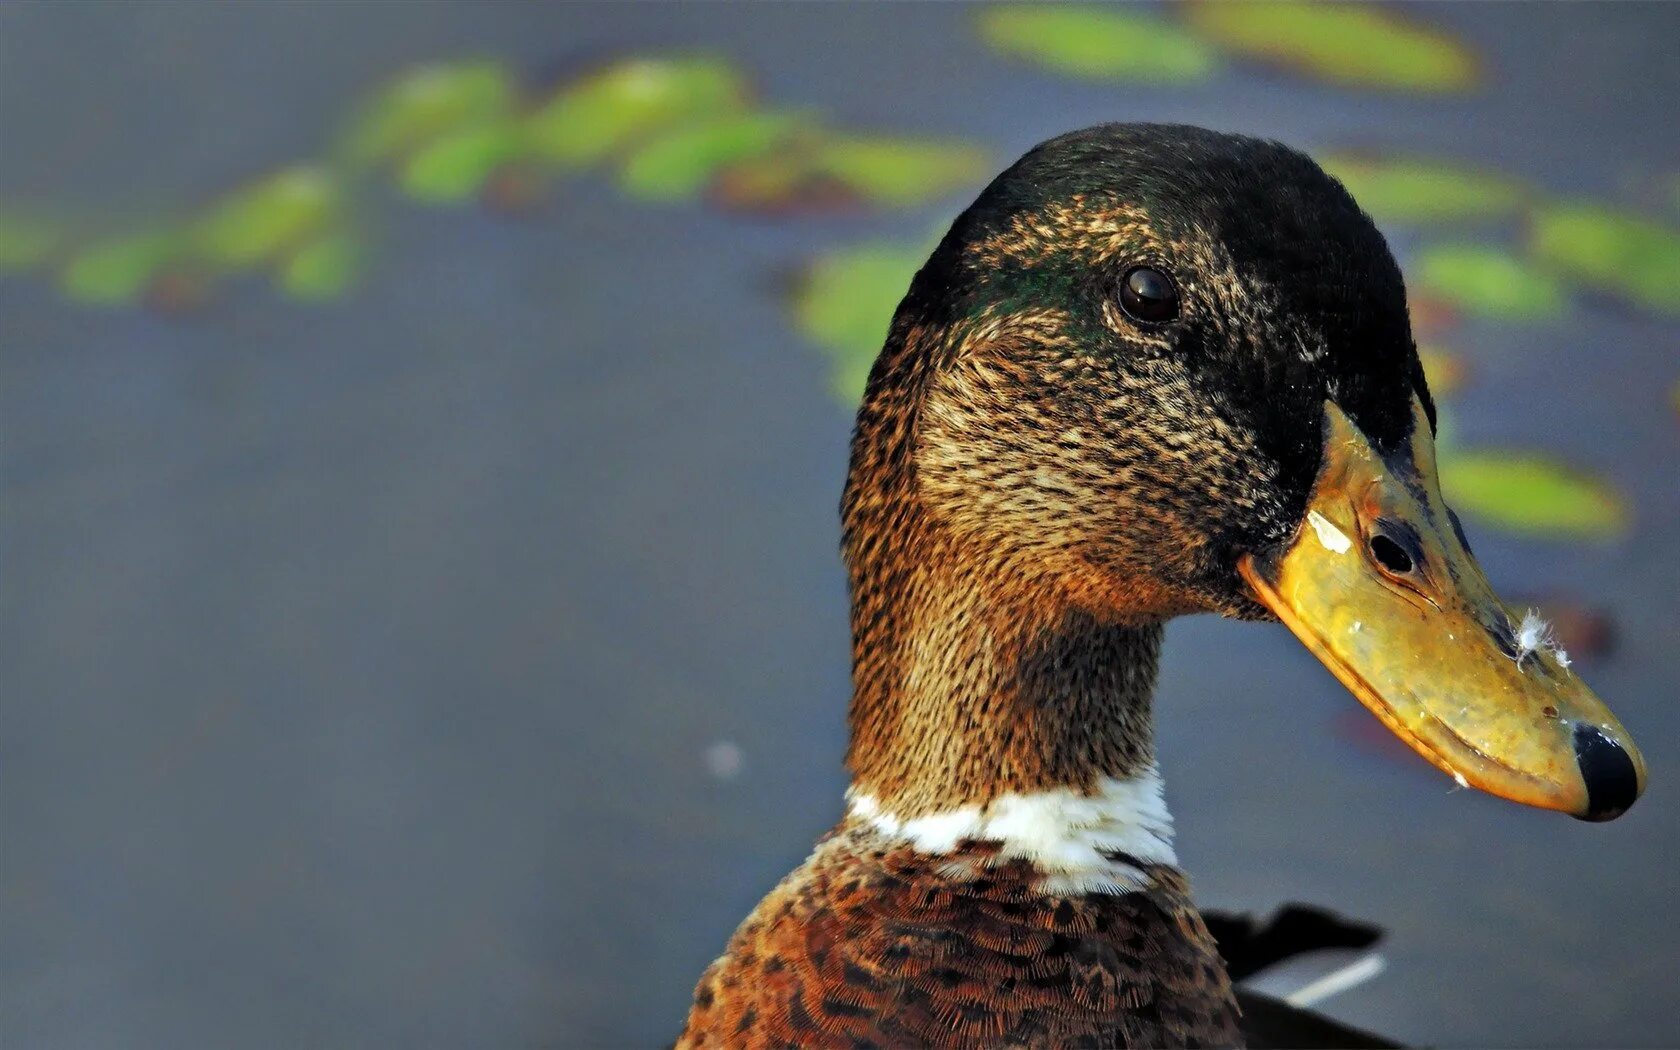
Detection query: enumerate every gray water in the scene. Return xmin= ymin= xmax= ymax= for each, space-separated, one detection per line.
xmin=1 ymin=4 xmax=1676 ymax=1047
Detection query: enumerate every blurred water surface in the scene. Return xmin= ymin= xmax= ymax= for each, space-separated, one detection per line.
xmin=1 ymin=3 xmax=1676 ymax=1047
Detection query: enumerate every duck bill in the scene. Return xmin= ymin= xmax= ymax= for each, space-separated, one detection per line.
xmin=1238 ymin=399 xmax=1645 ymax=821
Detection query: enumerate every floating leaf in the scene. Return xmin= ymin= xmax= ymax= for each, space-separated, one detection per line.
xmin=1417 ymin=347 xmax=1467 ymax=398
xmin=525 ymin=57 xmax=748 ymax=169
xmin=60 ymin=232 xmax=183 ymax=305
xmin=811 ymin=137 xmax=989 ymax=206
xmin=716 ymin=135 xmax=987 ymax=214
xmin=1182 ymin=1 xmax=1477 ymax=92
xmin=1439 ymin=451 xmax=1627 ymax=538
xmin=978 ymin=6 xmax=1217 ymax=82
xmin=479 ymin=168 xmax=545 ymax=216
xmin=1411 ymin=244 xmax=1566 ymax=320
xmin=193 ymin=166 xmax=340 ymax=267
xmin=341 ymin=60 xmax=516 ymax=166
xmin=795 ymin=242 xmax=925 ymax=403
xmin=0 ymin=212 xmax=58 ymax=270
xmin=618 ymin=112 xmax=802 ymax=201
xmin=399 ymin=121 xmax=527 ymax=202
xmin=711 ymin=155 xmax=852 ymax=215
xmin=145 ymin=271 xmax=216 ymax=316
xmin=279 ymin=232 xmax=359 ymax=300
xmin=1323 ymin=155 xmax=1526 ymax=224
xmin=1530 ymin=203 xmax=1680 ymax=315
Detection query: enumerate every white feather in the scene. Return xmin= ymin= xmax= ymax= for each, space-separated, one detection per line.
xmin=1512 ymin=608 xmax=1565 ymax=671
xmin=848 ymin=768 xmax=1176 ymax=895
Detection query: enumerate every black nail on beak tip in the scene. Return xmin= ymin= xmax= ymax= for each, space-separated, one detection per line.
xmin=1573 ymin=724 xmax=1639 ymax=822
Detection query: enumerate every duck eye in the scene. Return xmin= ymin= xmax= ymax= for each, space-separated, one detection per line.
xmin=1119 ymin=266 xmax=1179 ymax=324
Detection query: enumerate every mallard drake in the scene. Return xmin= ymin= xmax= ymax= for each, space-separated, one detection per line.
xmin=677 ymin=123 xmax=1645 ymax=1048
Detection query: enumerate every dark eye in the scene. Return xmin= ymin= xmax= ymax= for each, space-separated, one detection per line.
xmin=1119 ymin=266 xmax=1180 ymax=324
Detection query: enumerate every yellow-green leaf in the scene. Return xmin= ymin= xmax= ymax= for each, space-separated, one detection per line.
xmin=795 ymin=242 xmax=926 ymax=404
xmin=340 ymin=60 xmax=516 ymax=166
xmin=978 ymin=6 xmax=1217 ymax=82
xmin=192 ymin=166 xmax=340 ymax=267
xmin=1322 ymin=155 xmax=1527 ymax=224
xmin=1530 ymin=203 xmax=1680 ymax=315
xmin=60 ymin=232 xmax=181 ymax=305
xmin=811 ymin=137 xmax=989 ymax=207
xmin=399 ymin=121 xmax=527 ymax=202
xmin=1183 ymin=1 xmax=1477 ymax=92
xmin=618 ymin=112 xmax=803 ymax=201
xmin=710 ymin=155 xmax=830 ymax=213
xmin=1412 ymin=244 xmax=1566 ymax=320
xmin=280 ymin=232 xmax=360 ymax=300
xmin=525 ymin=57 xmax=748 ymax=169
xmin=1439 ymin=451 xmax=1627 ymax=538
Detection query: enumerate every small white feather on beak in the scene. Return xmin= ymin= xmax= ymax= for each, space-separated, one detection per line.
xmin=1513 ymin=608 xmax=1562 ymax=672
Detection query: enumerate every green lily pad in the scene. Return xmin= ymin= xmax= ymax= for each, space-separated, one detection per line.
xmin=618 ymin=112 xmax=803 ymax=202
xmin=1411 ymin=244 xmax=1566 ymax=320
xmin=60 ymin=231 xmax=182 ymax=305
xmin=193 ymin=166 xmax=341 ymax=267
xmin=0 ymin=212 xmax=58 ymax=270
xmin=1530 ymin=203 xmax=1680 ymax=315
xmin=1182 ymin=1 xmax=1477 ymax=92
xmin=812 ymin=136 xmax=989 ymax=206
xmin=978 ymin=6 xmax=1217 ymax=82
xmin=715 ymin=134 xmax=988 ymax=214
xmin=710 ymin=155 xmax=842 ymax=214
xmin=525 ymin=57 xmax=748 ymax=169
xmin=795 ymin=242 xmax=925 ymax=403
xmin=399 ymin=121 xmax=527 ymax=202
xmin=279 ymin=232 xmax=360 ymax=300
xmin=340 ymin=60 xmax=516 ymax=166
xmin=1439 ymin=450 xmax=1627 ymax=538
xmin=1323 ymin=155 xmax=1527 ymax=224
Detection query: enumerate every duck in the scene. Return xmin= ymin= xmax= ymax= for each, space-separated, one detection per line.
xmin=676 ymin=123 xmax=1646 ymax=1049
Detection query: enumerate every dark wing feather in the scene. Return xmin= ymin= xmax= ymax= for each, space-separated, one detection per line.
xmin=1203 ymin=904 xmax=1383 ymax=982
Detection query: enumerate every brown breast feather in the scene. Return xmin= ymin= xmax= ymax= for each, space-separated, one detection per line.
xmin=677 ymin=825 xmax=1241 ymax=1049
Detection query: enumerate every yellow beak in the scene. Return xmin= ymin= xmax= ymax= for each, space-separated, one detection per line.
xmin=1239 ymin=399 xmax=1645 ymax=821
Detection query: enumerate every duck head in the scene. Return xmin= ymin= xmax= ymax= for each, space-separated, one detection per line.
xmin=845 ymin=123 xmax=1643 ymax=821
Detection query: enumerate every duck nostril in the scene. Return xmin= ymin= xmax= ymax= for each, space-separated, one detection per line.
xmin=1369 ymin=534 xmax=1414 ymax=575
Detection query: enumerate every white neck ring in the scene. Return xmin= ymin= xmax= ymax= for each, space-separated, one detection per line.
xmin=846 ymin=767 xmax=1177 ymax=895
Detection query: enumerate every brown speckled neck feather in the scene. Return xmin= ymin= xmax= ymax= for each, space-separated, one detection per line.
xmin=841 ymin=318 xmax=1176 ymax=818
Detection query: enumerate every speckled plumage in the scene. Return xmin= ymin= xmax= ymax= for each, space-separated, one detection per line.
xmin=679 ymin=825 xmax=1239 ymax=1049
xmin=681 ymin=124 xmax=1427 ymax=1048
